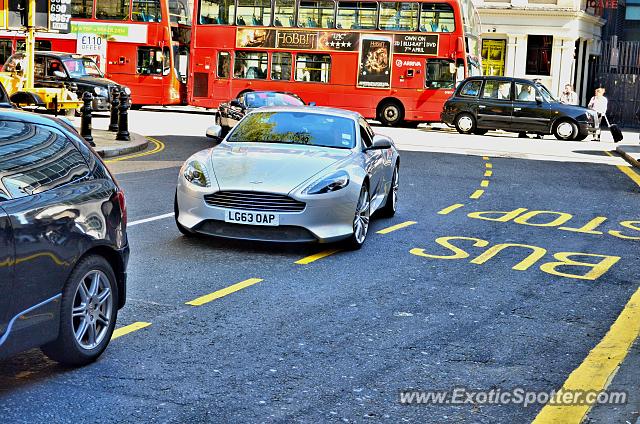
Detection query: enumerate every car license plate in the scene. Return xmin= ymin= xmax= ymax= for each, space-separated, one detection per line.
xmin=224 ymin=209 xmax=279 ymax=226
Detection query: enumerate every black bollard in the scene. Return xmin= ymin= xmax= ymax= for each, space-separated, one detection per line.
xmin=116 ymin=90 xmax=131 ymax=141
xmin=109 ymin=88 xmax=120 ymax=132
xmin=81 ymin=91 xmax=93 ymax=144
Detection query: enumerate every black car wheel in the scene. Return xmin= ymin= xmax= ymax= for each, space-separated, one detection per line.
xmin=553 ymin=119 xmax=578 ymax=141
xmin=455 ymin=113 xmax=476 ymax=135
xmin=473 ymin=129 xmax=488 ymax=135
xmin=378 ymin=100 xmax=404 ymax=127
xmin=41 ymin=255 xmax=118 ymax=366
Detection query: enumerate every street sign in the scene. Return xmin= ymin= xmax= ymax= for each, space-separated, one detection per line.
xmin=49 ymin=0 xmax=71 ymax=33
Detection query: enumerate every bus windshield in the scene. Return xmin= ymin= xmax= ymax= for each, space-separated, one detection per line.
xmin=63 ymin=58 xmax=103 ymax=78
xmin=228 ymin=111 xmax=356 ymax=149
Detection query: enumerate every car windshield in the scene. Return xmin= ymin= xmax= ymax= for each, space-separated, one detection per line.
xmin=228 ymin=111 xmax=356 ymax=149
xmin=536 ymin=83 xmax=557 ymax=103
xmin=243 ymin=92 xmax=304 ymax=108
xmin=63 ymin=58 xmax=103 ymax=78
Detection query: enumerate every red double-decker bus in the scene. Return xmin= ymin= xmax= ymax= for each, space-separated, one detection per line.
xmin=0 ymin=0 xmax=193 ymax=107
xmin=188 ymin=0 xmax=481 ymax=125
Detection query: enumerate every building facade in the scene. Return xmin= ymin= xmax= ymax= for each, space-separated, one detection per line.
xmin=473 ymin=0 xmax=605 ymax=106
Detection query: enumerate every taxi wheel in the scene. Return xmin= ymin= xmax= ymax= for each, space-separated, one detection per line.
xmin=455 ymin=113 xmax=476 ymax=134
xmin=553 ymin=120 xmax=578 ymax=141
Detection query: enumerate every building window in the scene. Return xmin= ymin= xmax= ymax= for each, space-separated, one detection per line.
xmin=526 ymin=35 xmax=552 ymax=76
xmin=96 ymin=0 xmax=131 ymax=20
xmin=271 ymin=52 xmax=292 ymax=80
xmin=379 ymin=2 xmax=418 ymax=31
xmin=481 ymin=39 xmax=505 ymax=76
xmin=199 ymin=0 xmax=235 ymax=24
xmin=273 ymin=0 xmax=295 ymax=26
xmin=217 ymin=51 xmax=231 ymax=77
xmin=236 ymin=0 xmax=271 ymax=26
xmin=336 ymin=2 xmax=377 ymax=30
xmin=419 ymin=3 xmax=455 ymax=32
xmin=298 ymin=1 xmax=335 ymax=28
xmin=295 ymin=54 xmax=331 ymax=82
xmin=234 ymin=51 xmax=267 ymax=79
xmin=133 ymin=0 xmax=162 ymax=21
xmin=71 ymin=0 xmax=93 ymax=18
xmin=626 ymin=5 xmax=640 ymax=19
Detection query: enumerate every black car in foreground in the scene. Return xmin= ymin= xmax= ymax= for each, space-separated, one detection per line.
xmin=441 ymin=76 xmax=599 ymax=141
xmin=3 ymin=51 xmax=130 ymax=112
xmin=214 ymin=91 xmax=306 ymax=137
xmin=0 ymin=109 xmax=128 ymax=365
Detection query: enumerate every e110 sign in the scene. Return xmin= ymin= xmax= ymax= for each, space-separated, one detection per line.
xmin=49 ymin=0 xmax=72 ymax=34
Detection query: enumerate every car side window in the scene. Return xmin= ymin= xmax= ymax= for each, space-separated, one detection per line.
xmin=359 ymin=119 xmax=373 ymax=148
xmin=459 ymin=80 xmax=482 ymax=98
xmin=515 ymin=82 xmax=537 ymax=102
xmin=0 ymin=121 xmax=92 ymax=199
xmin=46 ymin=59 xmax=65 ymax=78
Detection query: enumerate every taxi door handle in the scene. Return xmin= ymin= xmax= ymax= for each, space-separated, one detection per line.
xmin=514 ymin=107 xmax=522 ymax=111
xmin=478 ymin=105 xmax=486 ymax=109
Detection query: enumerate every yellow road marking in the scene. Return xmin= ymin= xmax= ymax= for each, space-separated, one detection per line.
xmin=605 ymin=151 xmax=640 ymax=187
xmin=377 ymin=221 xmax=417 ymax=234
xmin=111 ymin=322 xmax=152 ymax=340
xmin=295 ymin=249 xmax=341 ymax=265
xmin=480 ymin=180 xmax=490 ymax=188
xmin=484 ymin=170 xmax=493 ymax=177
xmin=186 ymin=278 xmax=263 ymax=306
xmin=105 ymin=137 xmax=165 ymax=163
xmin=438 ymin=204 xmax=464 ymax=215
xmin=485 ymin=163 xmax=493 ymax=169
xmin=470 ymin=190 xmax=484 ymax=199
xmin=482 ymin=156 xmax=490 ymax=160
xmin=532 ymin=286 xmax=640 ymax=423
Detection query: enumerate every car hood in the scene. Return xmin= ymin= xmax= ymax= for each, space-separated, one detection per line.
xmin=210 ymin=142 xmax=352 ymax=193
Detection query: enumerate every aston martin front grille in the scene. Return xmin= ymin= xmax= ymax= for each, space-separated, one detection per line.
xmin=204 ymin=191 xmax=306 ymax=212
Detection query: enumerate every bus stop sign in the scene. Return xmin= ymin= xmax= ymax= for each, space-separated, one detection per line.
xmin=49 ymin=0 xmax=71 ymax=33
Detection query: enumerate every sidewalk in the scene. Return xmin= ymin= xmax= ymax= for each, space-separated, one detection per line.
xmin=617 ymin=145 xmax=640 ymax=168
xmin=85 ymin=128 xmax=148 ymax=159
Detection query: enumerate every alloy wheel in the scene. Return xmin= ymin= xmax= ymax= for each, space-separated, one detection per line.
xmin=391 ymin=168 xmax=399 ymax=212
xmin=72 ymin=270 xmax=113 ymax=350
xmin=353 ymin=186 xmax=371 ymax=244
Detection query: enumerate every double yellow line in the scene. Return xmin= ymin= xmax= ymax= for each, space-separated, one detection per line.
xmin=105 ymin=137 xmax=165 ymax=163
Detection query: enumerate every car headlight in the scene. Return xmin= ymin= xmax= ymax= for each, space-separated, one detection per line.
xmin=303 ymin=170 xmax=349 ymax=195
xmin=123 ymin=86 xmax=132 ymax=95
xmin=94 ymin=86 xmax=108 ymax=97
xmin=182 ymin=160 xmax=210 ymax=187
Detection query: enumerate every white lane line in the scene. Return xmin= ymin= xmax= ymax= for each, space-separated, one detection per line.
xmin=129 ymin=212 xmax=175 ymax=227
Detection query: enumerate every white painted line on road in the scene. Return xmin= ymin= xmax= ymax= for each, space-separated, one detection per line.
xmin=129 ymin=212 xmax=175 ymax=227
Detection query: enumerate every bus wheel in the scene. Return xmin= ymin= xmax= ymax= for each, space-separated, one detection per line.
xmin=378 ymin=100 xmax=404 ymax=127
xmin=130 ymin=104 xmax=142 ymax=110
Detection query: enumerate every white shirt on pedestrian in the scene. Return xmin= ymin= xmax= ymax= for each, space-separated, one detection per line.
xmin=588 ymin=96 xmax=608 ymax=115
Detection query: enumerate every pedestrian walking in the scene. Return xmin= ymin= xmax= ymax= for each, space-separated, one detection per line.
xmin=588 ymin=87 xmax=608 ymax=141
xmin=559 ymin=84 xmax=578 ymax=105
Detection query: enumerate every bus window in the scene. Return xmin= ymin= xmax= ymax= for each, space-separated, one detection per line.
xmin=419 ymin=4 xmax=455 ymax=32
xmin=137 ymin=47 xmax=164 ymax=75
xmin=0 ymin=41 xmax=12 ymax=67
xmin=425 ymin=59 xmax=455 ymax=89
xmin=96 ymin=0 xmax=131 ymax=20
xmin=169 ymin=0 xmax=192 ymax=24
xmin=234 ymin=51 xmax=267 ymax=79
xmin=217 ymin=51 xmax=231 ymax=77
xmin=71 ymin=0 xmax=93 ymax=18
xmin=17 ymin=40 xmax=52 ymax=52
xmin=379 ymin=2 xmax=418 ymax=31
xmin=295 ymin=54 xmax=331 ymax=83
xmin=271 ymin=52 xmax=292 ymax=80
xmin=273 ymin=0 xmax=295 ymax=27
xmin=298 ymin=1 xmax=335 ymax=28
xmin=199 ymin=0 xmax=235 ymax=24
xmin=236 ymin=0 xmax=271 ymax=26
xmin=336 ymin=2 xmax=377 ymax=30
xmin=133 ymin=0 xmax=162 ymax=22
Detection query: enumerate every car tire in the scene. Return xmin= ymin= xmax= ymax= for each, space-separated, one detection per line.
xmin=378 ymin=100 xmax=404 ymax=127
xmin=41 ymin=255 xmax=118 ymax=366
xmin=174 ymin=193 xmax=195 ymax=237
xmin=574 ymin=131 xmax=588 ymax=141
xmin=344 ymin=184 xmax=371 ymax=250
xmin=553 ymin=119 xmax=578 ymax=141
xmin=130 ymin=104 xmax=142 ymax=111
xmin=473 ymin=129 xmax=488 ymax=135
xmin=378 ymin=165 xmax=398 ymax=218
xmin=455 ymin=113 xmax=476 ymax=135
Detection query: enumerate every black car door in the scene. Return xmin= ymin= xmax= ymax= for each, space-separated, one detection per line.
xmin=476 ymin=79 xmax=513 ymax=130
xmin=0 ymin=202 xmax=15 ymax=339
xmin=0 ymin=120 xmax=95 ymax=320
xmin=512 ymin=81 xmax=552 ymax=133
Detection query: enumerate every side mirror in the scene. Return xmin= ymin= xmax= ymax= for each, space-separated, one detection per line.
xmin=308 ymin=101 xmax=316 ymax=106
xmin=230 ymin=98 xmax=244 ymax=108
xmin=535 ymin=95 xmax=543 ymax=104
xmin=206 ymin=124 xmax=223 ymax=140
xmin=53 ymin=70 xmax=66 ymax=79
xmin=364 ymin=135 xmax=392 ymax=151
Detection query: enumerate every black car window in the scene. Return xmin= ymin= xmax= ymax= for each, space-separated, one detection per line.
xmin=481 ymin=80 xmax=511 ymax=100
xmin=459 ymin=80 xmax=482 ymax=98
xmin=0 ymin=121 xmax=91 ymax=199
xmin=515 ymin=82 xmax=537 ymax=102
xmin=45 ymin=58 xmax=66 ymax=78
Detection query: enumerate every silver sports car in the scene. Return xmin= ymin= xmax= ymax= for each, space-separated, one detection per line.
xmin=176 ymin=106 xmax=400 ymax=249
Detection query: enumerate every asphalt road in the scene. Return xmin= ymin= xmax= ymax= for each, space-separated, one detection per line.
xmin=0 ymin=132 xmax=639 ymax=423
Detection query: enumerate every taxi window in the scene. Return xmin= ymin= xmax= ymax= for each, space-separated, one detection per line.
xmin=459 ymin=80 xmax=482 ymax=97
